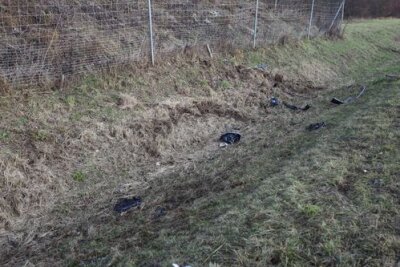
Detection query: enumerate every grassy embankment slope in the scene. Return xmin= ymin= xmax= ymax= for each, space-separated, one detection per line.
xmin=1 ymin=19 xmax=400 ymax=266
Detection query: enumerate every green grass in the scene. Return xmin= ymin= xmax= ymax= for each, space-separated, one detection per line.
xmin=72 ymin=171 xmax=87 ymax=182
xmin=245 ymin=19 xmax=400 ymax=85
xmin=32 ymin=129 xmax=49 ymax=141
xmin=0 ymin=130 xmax=9 ymax=140
xmin=2 ymin=19 xmax=400 ymax=267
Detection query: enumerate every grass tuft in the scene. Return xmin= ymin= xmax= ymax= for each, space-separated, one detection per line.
xmin=72 ymin=171 xmax=87 ymax=182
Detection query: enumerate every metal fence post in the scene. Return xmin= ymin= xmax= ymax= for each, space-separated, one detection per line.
xmin=147 ymin=0 xmax=155 ymax=65
xmin=341 ymin=0 xmax=346 ymax=25
xmin=253 ymin=0 xmax=259 ymax=48
xmin=328 ymin=0 xmax=345 ymax=31
xmin=274 ymin=0 xmax=278 ymax=10
xmin=307 ymin=0 xmax=315 ymax=39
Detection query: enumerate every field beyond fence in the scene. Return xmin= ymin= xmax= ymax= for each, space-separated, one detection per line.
xmin=0 ymin=0 xmax=344 ymax=88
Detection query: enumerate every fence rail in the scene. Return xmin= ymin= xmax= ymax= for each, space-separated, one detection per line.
xmin=0 ymin=0 xmax=344 ymax=87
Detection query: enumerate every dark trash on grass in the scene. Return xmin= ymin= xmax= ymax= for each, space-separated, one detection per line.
xmin=270 ymin=97 xmax=279 ymax=107
xmin=114 ymin=197 xmax=142 ymax=213
xmin=307 ymin=122 xmax=326 ymax=131
xmin=220 ymin=133 xmax=241 ymax=145
xmin=283 ymin=102 xmax=311 ymax=111
xmin=331 ymin=85 xmax=366 ymax=105
xmin=172 ymin=264 xmax=192 ymax=267
xmin=331 ymin=97 xmax=345 ymax=105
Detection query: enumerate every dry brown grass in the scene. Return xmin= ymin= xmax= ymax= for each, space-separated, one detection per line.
xmin=0 ymin=52 xmax=325 ymax=238
xmin=1 ymin=18 xmax=399 ymax=266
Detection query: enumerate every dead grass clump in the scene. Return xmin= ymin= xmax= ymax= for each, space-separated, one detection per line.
xmin=325 ymin=26 xmax=345 ymax=40
xmin=193 ymin=100 xmax=247 ymax=121
xmin=274 ymin=73 xmax=284 ymax=83
xmin=101 ymin=99 xmax=248 ymax=161
xmin=116 ymin=94 xmax=140 ymax=110
xmin=0 ymin=78 xmax=10 ymax=95
xmin=0 ymin=152 xmax=65 ymax=232
xmin=277 ymin=34 xmax=295 ymax=46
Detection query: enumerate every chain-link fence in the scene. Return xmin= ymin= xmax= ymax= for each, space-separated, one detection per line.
xmin=0 ymin=0 xmax=344 ymax=87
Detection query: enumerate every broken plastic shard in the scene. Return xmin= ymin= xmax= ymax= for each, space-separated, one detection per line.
xmin=270 ymin=97 xmax=279 ymax=107
xmin=331 ymin=98 xmax=344 ymax=105
xmin=219 ymin=133 xmax=241 ymax=145
xmin=219 ymin=142 xmax=228 ymax=148
xmin=172 ymin=264 xmax=192 ymax=267
xmin=307 ymin=122 xmax=326 ymax=131
xmin=331 ymin=85 xmax=367 ymax=105
xmin=114 ymin=197 xmax=142 ymax=213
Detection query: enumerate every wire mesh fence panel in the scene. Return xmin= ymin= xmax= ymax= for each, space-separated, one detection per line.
xmin=312 ymin=0 xmax=344 ymax=32
xmin=257 ymin=1 xmax=311 ymax=45
xmin=0 ymin=0 xmax=344 ymax=88
xmin=0 ymin=0 xmax=148 ymax=86
xmin=151 ymin=0 xmax=255 ymax=57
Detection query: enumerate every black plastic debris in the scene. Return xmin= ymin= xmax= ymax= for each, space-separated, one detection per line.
xmin=271 ymin=97 xmax=279 ymax=107
xmin=114 ymin=197 xmax=142 ymax=213
xmin=283 ymin=102 xmax=311 ymax=111
xmin=220 ymin=133 xmax=241 ymax=145
xmin=307 ymin=122 xmax=326 ymax=131
xmin=331 ymin=85 xmax=367 ymax=105
xmin=154 ymin=207 xmax=167 ymax=219
xmin=172 ymin=264 xmax=192 ymax=267
xmin=331 ymin=98 xmax=345 ymax=105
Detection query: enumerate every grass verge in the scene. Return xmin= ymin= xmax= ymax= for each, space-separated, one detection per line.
xmin=1 ymin=19 xmax=400 ymax=266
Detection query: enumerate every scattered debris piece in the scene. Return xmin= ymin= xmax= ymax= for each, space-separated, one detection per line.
xmin=219 ymin=133 xmax=241 ymax=145
xmin=331 ymin=98 xmax=345 ymax=105
xmin=331 ymin=85 xmax=367 ymax=105
xmin=206 ymin=44 xmax=213 ymax=58
xmin=355 ymin=85 xmax=366 ymax=98
xmin=307 ymin=122 xmax=326 ymax=131
xmin=114 ymin=197 xmax=142 ymax=213
xmin=172 ymin=264 xmax=192 ymax=267
xmin=154 ymin=207 xmax=167 ymax=219
xmin=219 ymin=142 xmax=228 ymax=148
xmin=270 ymin=97 xmax=279 ymax=107
xmin=256 ymin=63 xmax=268 ymax=71
xmin=283 ymin=102 xmax=311 ymax=111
